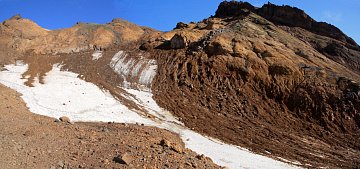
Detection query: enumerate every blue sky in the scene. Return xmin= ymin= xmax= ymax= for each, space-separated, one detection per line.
xmin=0 ymin=0 xmax=359 ymax=44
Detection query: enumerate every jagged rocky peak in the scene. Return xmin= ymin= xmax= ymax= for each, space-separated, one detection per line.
xmin=214 ymin=1 xmax=358 ymax=46
xmin=9 ymin=14 xmax=22 ymax=20
xmin=214 ymin=1 xmax=255 ymax=18
xmin=214 ymin=1 xmax=315 ymax=25
xmin=256 ymin=2 xmax=314 ymax=28
xmin=257 ymin=2 xmax=357 ymax=46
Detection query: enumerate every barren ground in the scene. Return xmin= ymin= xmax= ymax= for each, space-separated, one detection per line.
xmin=0 ymin=84 xmax=219 ymax=169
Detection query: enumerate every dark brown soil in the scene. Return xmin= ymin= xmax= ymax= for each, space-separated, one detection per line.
xmin=150 ymin=49 xmax=360 ymax=169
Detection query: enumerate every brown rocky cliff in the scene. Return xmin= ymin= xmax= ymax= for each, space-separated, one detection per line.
xmin=215 ymin=1 xmax=358 ymax=47
xmin=145 ymin=2 xmax=360 ymax=168
xmin=213 ymin=1 xmax=360 ymax=74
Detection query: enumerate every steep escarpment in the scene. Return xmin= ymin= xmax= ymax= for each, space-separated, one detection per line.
xmin=214 ymin=1 xmax=360 ymax=74
xmin=215 ymin=1 xmax=358 ymax=47
xmin=143 ymin=2 xmax=360 ymax=168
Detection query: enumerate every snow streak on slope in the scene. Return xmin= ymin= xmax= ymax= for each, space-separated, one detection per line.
xmin=110 ymin=51 xmax=157 ymax=91
xmin=125 ymin=89 xmax=302 ymax=169
xmin=0 ymin=62 xmax=301 ymax=169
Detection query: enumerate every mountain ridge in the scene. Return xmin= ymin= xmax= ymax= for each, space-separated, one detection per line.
xmin=215 ymin=1 xmax=358 ymax=47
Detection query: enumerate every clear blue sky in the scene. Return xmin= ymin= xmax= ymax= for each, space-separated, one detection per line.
xmin=0 ymin=0 xmax=359 ymax=44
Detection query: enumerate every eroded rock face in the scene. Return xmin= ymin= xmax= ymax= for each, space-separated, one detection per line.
xmin=257 ymin=3 xmax=357 ymax=46
xmin=147 ymin=2 xmax=360 ymax=168
xmin=170 ymin=34 xmax=188 ymax=49
xmin=214 ymin=1 xmax=358 ymax=47
xmin=257 ymin=3 xmax=314 ymax=29
xmin=214 ymin=1 xmax=255 ymax=18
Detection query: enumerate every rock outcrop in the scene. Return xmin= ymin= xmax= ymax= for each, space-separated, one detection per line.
xmin=214 ymin=1 xmax=255 ymax=17
xmin=214 ymin=1 xmax=358 ymax=47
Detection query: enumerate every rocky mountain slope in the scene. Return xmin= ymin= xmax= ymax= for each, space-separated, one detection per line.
xmin=0 ymin=1 xmax=359 ymax=168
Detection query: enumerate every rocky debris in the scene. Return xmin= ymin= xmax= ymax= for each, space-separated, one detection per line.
xmin=0 ymin=66 xmax=7 ymax=71
xmin=160 ymin=138 xmax=171 ymax=147
xmin=99 ymin=127 xmax=109 ymax=132
xmin=190 ymin=28 xmax=227 ymax=53
xmin=0 ymin=84 xmax=220 ymax=168
xmin=59 ymin=116 xmax=71 ymax=123
xmin=102 ymin=159 xmax=110 ymax=164
xmin=57 ymin=161 xmax=64 ymax=167
xmin=195 ymin=154 xmax=206 ymax=160
xmin=160 ymin=139 xmax=184 ymax=153
xmin=55 ymin=160 xmax=71 ymax=169
xmin=113 ymin=153 xmax=135 ymax=165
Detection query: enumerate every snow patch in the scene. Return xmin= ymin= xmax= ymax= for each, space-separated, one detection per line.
xmin=124 ymin=88 xmax=183 ymax=125
xmin=0 ymin=64 xmax=154 ymax=125
xmin=92 ymin=50 xmax=103 ymax=60
xmin=110 ymin=51 xmax=157 ymax=91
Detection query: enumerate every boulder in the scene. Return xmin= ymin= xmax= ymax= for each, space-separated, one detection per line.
xmin=175 ymin=22 xmax=188 ymax=29
xmin=159 ymin=139 xmax=183 ymax=153
xmin=113 ymin=153 xmax=135 ymax=165
xmin=10 ymin=14 xmax=22 ymax=20
xmin=59 ymin=116 xmax=71 ymax=123
xmin=170 ymin=34 xmax=188 ymax=49
xmin=214 ymin=1 xmax=255 ymax=18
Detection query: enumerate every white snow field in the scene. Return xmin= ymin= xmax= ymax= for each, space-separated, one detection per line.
xmin=0 ymin=62 xmax=301 ymax=169
xmin=0 ymin=64 xmax=154 ymax=125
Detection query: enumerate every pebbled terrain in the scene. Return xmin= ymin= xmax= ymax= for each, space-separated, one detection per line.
xmin=0 ymin=84 xmax=219 ymax=169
